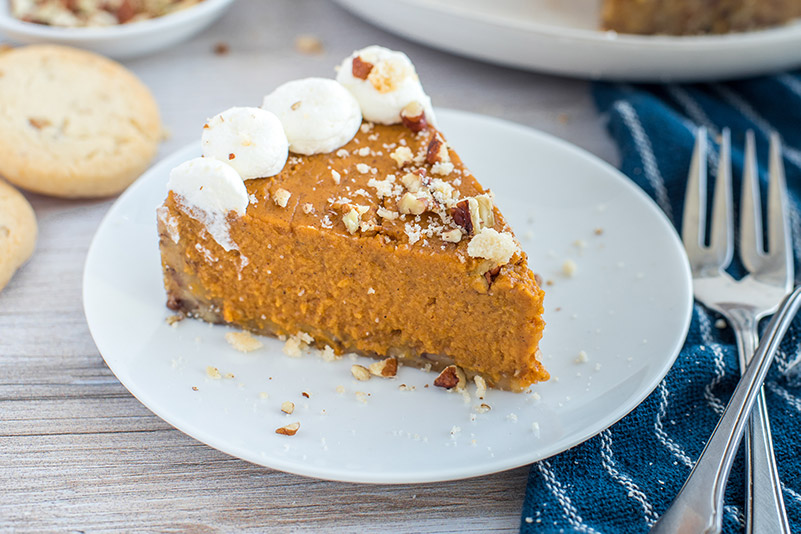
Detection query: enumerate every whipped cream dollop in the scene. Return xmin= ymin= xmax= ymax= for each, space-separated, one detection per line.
xmin=262 ymin=77 xmax=362 ymax=156
xmin=336 ymin=45 xmax=435 ymax=126
xmin=201 ymin=107 xmax=288 ymax=179
xmin=167 ymin=157 xmax=248 ymax=251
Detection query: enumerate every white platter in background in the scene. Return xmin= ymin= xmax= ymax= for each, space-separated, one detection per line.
xmin=334 ymin=0 xmax=801 ymax=82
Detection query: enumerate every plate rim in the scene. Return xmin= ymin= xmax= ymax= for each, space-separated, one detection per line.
xmin=83 ymin=108 xmax=693 ymax=484
xmin=382 ymin=0 xmax=801 ymax=48
xmin=333 ymin=0 xmax=801 ymax=81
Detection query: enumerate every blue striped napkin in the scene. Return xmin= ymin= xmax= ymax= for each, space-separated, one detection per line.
xmin=520 ymin=74 xmax=801 ymax=533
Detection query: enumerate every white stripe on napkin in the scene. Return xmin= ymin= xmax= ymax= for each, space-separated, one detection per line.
xmin=600 ymin=429 xmax=659 ymax=527
xmin=613 ymin=100 xmax=674 ymax=221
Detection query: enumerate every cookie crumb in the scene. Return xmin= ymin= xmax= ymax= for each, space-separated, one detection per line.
xmin=206 ymin=366 xmax=222 ymax=379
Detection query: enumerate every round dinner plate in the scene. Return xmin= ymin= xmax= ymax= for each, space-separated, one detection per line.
xmin=83 ymin=109 xmax=693 ymax=484
xmin=333 ymin=0 xmax=801 ymax=82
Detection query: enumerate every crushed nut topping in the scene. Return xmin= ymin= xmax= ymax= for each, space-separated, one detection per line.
xmin=390 ymin=146 xmax=414 ymax=168
xmin=352 ymin=56 xmax=373 ymax=79
xmin=484 ymin=265 xmax=501 ymax=286
xmin=275 ymin=422 xmax=300 ymax=436
xmin=467 ymin=228 xmax=518 ymax=266
xmin=376 ymin=206 xmax=399 ymax=220
xmin=368 ymin=357 xmax=398 ymax=378
xmin=351 ymin=364 xmax=371 ymax=381
xmin=342 ymin=205 xmax=369 ymax=234
xmin=441 ymin=228 xmax=462 ymax=243
xmin=398 ymin=192 xmax=428 ymax=215
xmin=273 ymin=188 xmax=291 ymax=208
xmin=433 ymin=365 xmax=466 ymax=391
xmin=400 ymin=172 xmax=424 ymax=193
xmin=425 ymin=135 xmax=449 ymax=164
xmin=367 ymin=56 xmax=412 ymax=93
xmin=450 ymin=200 xmax=473 ymax=235
xmin=400 ymin=101 xmax=427 ymax=132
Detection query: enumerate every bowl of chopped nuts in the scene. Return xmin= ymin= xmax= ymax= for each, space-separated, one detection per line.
xmin=0 ymin=0 xmax=236 ymax=59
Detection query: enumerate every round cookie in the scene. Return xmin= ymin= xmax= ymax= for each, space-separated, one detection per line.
xmin=0 ymin=45 xmax=161 ymax=198
xmin=0 ymin=179 xmax=37 ymax=292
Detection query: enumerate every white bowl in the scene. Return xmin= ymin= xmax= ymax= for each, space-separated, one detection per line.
xmin=0 ymin=0 xmax=236 ymax=59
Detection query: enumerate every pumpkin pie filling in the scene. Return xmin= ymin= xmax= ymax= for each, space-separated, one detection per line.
xmin=158 ymin=47 xmax=548 ymax=392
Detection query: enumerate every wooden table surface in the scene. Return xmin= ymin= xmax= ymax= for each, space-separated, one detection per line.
xmin=0 ymin=1 xmax=617 ymax=531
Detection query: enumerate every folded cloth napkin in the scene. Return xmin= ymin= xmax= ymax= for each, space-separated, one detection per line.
xmin=520 ymin=74 xmax=801 ymax=534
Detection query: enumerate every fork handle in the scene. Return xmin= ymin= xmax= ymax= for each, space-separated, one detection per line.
xmin=650 ymin=286 xmax=801 ymax=534
xmin=746 ymin=393 xmax=789 ymax=534
xmin=731 ymin=316 xmax=791 ymax=534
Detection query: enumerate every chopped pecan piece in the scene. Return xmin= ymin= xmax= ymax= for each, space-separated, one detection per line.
xmin=369 ymin=357 xmax=398 ymax=378
xmin=426 ymin=135 xmax=447 ymax=164
xmin=398 ymin=192 xmax=428 ymax=215
xmin=352 ymin=56 xmax=373 ymax=79
xmin=434 ymin=365 xmax=466 ymax=391
xmin=400 ymin=101 xmax=427 ymax=132
xmin=351 ymin=364 xmax=371 ymax=381
xmin=484 ymin=265 xmax=501 ymax=286
xmin=275 ymin=422 xmax=300 ymax=436
xmin=450 ymin=200 xmax=473 ymax=235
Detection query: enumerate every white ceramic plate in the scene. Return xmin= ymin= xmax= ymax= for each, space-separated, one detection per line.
xmin=334 ymin=0 xmax=801 ymax=82
xmin=84 ymin=109 xmax=692 ymax=483
xmin=0 ymin=0 xmax=234 ymax=59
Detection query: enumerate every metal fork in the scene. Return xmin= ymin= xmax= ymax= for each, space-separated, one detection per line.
xmin=654 ymin=128 xmax=793 ymax=533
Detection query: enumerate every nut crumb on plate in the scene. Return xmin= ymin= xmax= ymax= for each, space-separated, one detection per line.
xmin=562 ymin=259 xmax=577 ymax=277
xmin=433 ymin=365 xmax=466 ymax=391
xmin=281 ymin=401 xmax=295 ymax=414
xmin=351 ymin=364 xmax=371 ymax=381
xmin=275 ymin=422 xmax=300 ymax=436
xmin=368 ymin=357 xmax=398 ymax=378
xmin=225 ymin=331 xmax=263 ymax=352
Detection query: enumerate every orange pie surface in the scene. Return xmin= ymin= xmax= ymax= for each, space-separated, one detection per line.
xmin=158 ymin=121 xmax=548 ymax=391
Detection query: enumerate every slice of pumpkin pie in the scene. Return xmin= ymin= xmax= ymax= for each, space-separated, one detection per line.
xmin=157 ymin=46 xmax=547 ymax=391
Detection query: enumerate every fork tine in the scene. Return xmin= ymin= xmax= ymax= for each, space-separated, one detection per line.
xmin=767 ymin=132 xmax=793 ymax=288
xmin=740 ymin=130 xmax=764 ymax=273
xmin=682 ymin=127 xmax=708 ymax=259
xmin=710 ymin=128 xmax=734 ymax=269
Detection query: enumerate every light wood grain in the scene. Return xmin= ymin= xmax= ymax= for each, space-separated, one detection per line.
xmin=0 ymin=0 xmax=617 ymax=531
